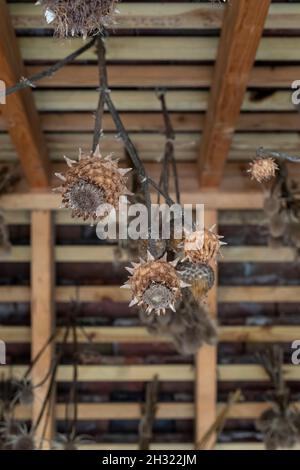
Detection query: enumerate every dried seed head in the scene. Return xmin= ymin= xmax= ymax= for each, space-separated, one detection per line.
xmin=178 ymin=261 xmax=215 ymax=300
xmin=256 ymin=406 xmax=300 ymax=450
xmin=139 ymin=289 xmax=218 ymax=355
xmin=13 ymin=434 xmax=35 ymax=451
xmin=55 ymin=148 xmax=131 ymax=221
xmin=40 ymin=0 xmax=118 ymax=38
xmin=5 ymin=423 xmax=35 ymax=451
xmin=183 ymin=226 xmax=225 ymax=265
xmin=248 ymin=157 xmax=279 ymax=183
xmin=124 ymin=252 xmax=186 ymax=315
xmin=172 ymin=292 xmax=218 ymax=355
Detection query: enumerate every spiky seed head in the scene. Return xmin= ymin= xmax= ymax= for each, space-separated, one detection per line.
xmin=39 ymin=0 xmax=118 ymax=38
xmin=183 ymin=227 xmax=225 ymax=265
xmin=248 ymin=157 xmax=279 ymax=184
xmin=55 ymin=148 xmax=131 ymax=221
xmin=178 ymin=261 xmax=215 ymax=300
xmin=256 ymin=406 xmax=300 ymax=450
xmin=13 ymin=434 xmax=35 ymax=451
xmin=125 ymin=254 xmax=185 ymax=315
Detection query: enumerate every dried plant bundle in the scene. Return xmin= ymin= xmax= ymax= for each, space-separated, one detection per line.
xmin=38 ymin=0 xmax=118 ymax=38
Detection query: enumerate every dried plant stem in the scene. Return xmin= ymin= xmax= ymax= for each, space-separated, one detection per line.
xmin=257 ymin=147 xmax=300 ymax=164
xmin=92 ymin=38 xmax=108 ymax=153
xmin=95 ymin=38 xmax=176 ymax=256
xmin=196 ymin=389 xmax=242 ymax=450
xmin=70 ymin=321 xmax=79 ymax=439
xmin=6 ymin=38 xmax=97 ymax=97
xmin=139 ymin=375 xmax=159 ymax=450
xmin=158 ymin=91 xmax=180 ymax=204
xmin=32 ymin=325 xmax=71 ymax=439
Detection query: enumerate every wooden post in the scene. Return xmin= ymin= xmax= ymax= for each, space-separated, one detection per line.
xmin=0 ymin=0 xmax=50 ymax=188
xmin=195 ymin=210 xmax=218 ymax=449
xmin=31 ymin=210 xmax=55 ymax=447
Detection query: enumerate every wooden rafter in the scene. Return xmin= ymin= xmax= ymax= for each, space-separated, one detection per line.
xmin=198 ymin=0 xmax=271 ymax=187
xmin=0 ymin=0 xmax=50 ymax=188
xmin=31 ymin=211 xmax=55 ymax=446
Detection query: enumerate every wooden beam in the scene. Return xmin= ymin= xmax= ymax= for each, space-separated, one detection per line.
xmin=0 ymin=244 xmax=297 ymax=264
xmin=1 ymin=285 xmax=300 ymax=304
xmin=0 ymin=0 xmax=50 ymax=188
xmin=1 ymin=363 xmax=300 ymax=382
xmin=12 ymin=401 xmax=300 ymax=422
xmin=3 ymin=325 xmax=300 ymax=345
xmin=31 ymin=211 xmax=55 ymax=446
xmin=195 ymin=210 xmax=218 ymax=448
xmin=198 ymin=0 xmax=271 ymax=187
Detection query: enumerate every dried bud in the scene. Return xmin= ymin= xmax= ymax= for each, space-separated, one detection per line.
xmin=248 ymin=157 xmax=279 ymax=183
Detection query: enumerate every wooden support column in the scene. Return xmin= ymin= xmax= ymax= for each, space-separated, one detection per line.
xmin=195 ymin=210 xmax=218 ymax=449
xmin=198 ymin=0 xmax=271 ymax=187
xmin=0 ymin=0 xmax=50 ymax=188
xmin=31 ymin=211 xmax=55 ymax=446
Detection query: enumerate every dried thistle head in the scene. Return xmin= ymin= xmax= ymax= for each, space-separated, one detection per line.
xmin=139 ymin=289 xmax=218 ymax=355
xmin=12 ymin=378 xmax=34 ymax=406
xmin=5 ymin=423 xmax=35 ymax=450
xmin=55 ymin=146 xmax=131 ymax=222
xmin=248 ymin=157 xmax=279 ymax=184
xmin=172 ymin=291 xmax=217 ymax=355
xmin=53 ymin=433 xmax=94 ymax=450
xmin=39 ymin=0 xmax=118 ymax=38
xmin=123 ymin=252 xmax=188 ymax=315
xmin=256 ymin=405 xmax=300 ymax=450
xmin=183 ymin=226 xmax=225 ymax=265
xmin=178 ymin=261 xmax=215 ymax=300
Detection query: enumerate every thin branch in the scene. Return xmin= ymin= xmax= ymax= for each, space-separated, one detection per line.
xmin=32 ymin=325 xmax=71 ymax=436
xmin=257 ymin=147 xmax=300 ymax=164
xmin=157 ymin=90 xmax=180 ymax=204
xmin=6 ymin=38 xmax=97 ymax=97
xmin=139 ymin=375 xmax=159 ymax=451
xmin=96 ymin=38 xmax=177 ymax=256
xmin=196 ymin=389 xmax=242 ymax=450
xmin=92 ymin=37 xmax=108 ymax=153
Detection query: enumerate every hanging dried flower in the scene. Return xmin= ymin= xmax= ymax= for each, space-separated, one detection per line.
xmin=38 ymin=0 xmax=118 ymax=39
xmin=12 ymin=378 xmax=34 ymax=406
xmin=248 ymin=157 xmax=279 ymax=183
xmin=123 ymin=252 xmax=189 ymax=315
xmin=256 ymin=406 xmax=300 ymax=450
xmin=139 ymin=289 xmax=218 ymax=355
xmin=183 ymin=226 xmax=226 ymax=265
xmin=53 ymin=433 xmax=94 ymax=450
xmin=178 ymin=261 xmax=215 ymax=300
xmin=5 ymin=423 xmax=35 ymax=450
xmin=54 ymin=146 xmax=131 ymax=222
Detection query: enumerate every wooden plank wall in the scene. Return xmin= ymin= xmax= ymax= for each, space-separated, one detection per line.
xmin=1 ymin=207 xmax=300 ymax=449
